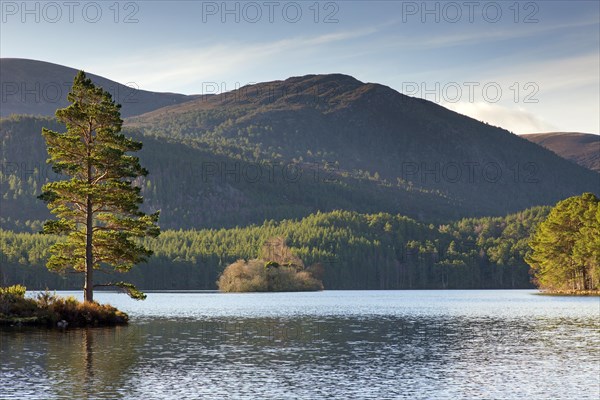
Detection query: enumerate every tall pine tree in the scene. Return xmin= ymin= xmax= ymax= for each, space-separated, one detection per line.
xmin=39 ymin=71 xmax=160 ymax=301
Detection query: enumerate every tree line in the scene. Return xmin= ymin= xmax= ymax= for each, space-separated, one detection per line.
xmin=0 ymin=207 xmax=551 ymax=290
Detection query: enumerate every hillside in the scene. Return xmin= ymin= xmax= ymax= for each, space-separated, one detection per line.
xmin=0 ymin=59 xmax=200 ymax=118
xmin=1 ymin=66 xmax=598 ymax=231
xmin=0 ymin=115 xmax=455 ymax=231
xmin=127 ymin=74 xmax=599 ymax=216
xmin=522 ymin=132 xmax=600 ymax=173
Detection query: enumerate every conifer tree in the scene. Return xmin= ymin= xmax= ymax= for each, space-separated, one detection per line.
xmin=526 ymin=193 xmax=599 ymax=292
xmin=39 ymin=71 xmax=160 ymax=301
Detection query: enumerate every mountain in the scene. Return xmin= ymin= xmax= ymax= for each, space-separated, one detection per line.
xmin=521 ymin=132 xmax=600 ymax=173
xmin=127 ymin=74 xmax=599 ymax=216
xmin=0 ymin=59 xmax=200 ymax=118
xmin=1 ymin=65 xmax=598 ymax=231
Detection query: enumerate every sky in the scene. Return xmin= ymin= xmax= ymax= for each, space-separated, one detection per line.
xmin=1 ymin=0 xmax=599 ymax=134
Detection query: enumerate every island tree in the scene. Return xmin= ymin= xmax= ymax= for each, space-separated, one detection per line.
xmin=217 ymin=237 xmax=324 ymax=292
xmin=39 ymin=71 xmax=160 ymax=301
xmin=526 ymin=192 xmax=599 ymax=292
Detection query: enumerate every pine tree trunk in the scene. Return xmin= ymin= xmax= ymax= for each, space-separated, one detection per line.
xmin=85 ymin=194 xmax=94 ymax=302
xmin=85 ymin=140 xmax=94 ymax=302
xmin=582 ymin=268 xmax=590 ymax=291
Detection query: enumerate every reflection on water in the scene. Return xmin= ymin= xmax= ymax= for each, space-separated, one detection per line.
xmin=1 ymin=291 xmax=599 ymax=399
xmin=1 ymin=326 xmax=141 ymax=399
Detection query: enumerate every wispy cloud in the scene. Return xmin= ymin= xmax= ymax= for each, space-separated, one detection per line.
xmin=443 ymin=101 xmax=558 ymax=134
xmin=479 ymin=52 xmax=599 ymax=94
xmin=89 ymin=28 xmax=377 ymax=92
xmin=388 ymin=18 xmax=599 ymax=49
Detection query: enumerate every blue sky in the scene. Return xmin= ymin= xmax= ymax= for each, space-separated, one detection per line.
xmin=1 ymin=0 xmax=599 ymax=134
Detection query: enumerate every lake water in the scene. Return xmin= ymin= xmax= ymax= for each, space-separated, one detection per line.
xmin=1 ymin=290 xmax=599 ymax=399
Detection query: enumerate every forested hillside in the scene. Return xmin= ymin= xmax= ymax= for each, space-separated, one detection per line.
xmin=2 ymin=102 xmax=596 ymax=233
xmin=0 ymin=115 xmax=462 ymax=231
xmin=127 ymin=74 xmax=598 ymax=216
xmin=0 ymin=207 xmax=550 ymax=290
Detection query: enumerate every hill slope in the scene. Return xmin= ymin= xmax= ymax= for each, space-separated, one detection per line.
xmin=0 ymin=115 xmax=455 ymax=230
xmin=522 ymin=132 xmax=600 ymax=173
xmin=0 ymin=58 xmax=200 ymax=118
xmin=1 ymin=68 xmax=598 ymax=230
xmin=127 ymin=74 xmax=599 ymax=216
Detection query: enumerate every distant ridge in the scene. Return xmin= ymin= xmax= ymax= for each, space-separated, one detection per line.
xmin=0 ymin=58 xmax=200 ymax=118
xmin=522 ymin=132 xmax=600 ymax=173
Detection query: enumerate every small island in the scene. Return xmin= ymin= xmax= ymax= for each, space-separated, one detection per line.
xmin=1 ymin=72 xmax=159 ymax=327
xmin=217 ymin=237 xmax=324 ymax=292
xmin=0 ymin=285 xmax=128 ymax=327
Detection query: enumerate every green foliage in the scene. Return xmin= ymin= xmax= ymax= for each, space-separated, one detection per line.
xmin=0 ymin=284 xmax=26 ymax=299
xmin=0 ymin=114 xmax=456 ymax=231
xmin=0 ymin=285 xmax=36 ymax=321
xmin=37 ymin=72 xmax=160 ymax=301
xmin=112 ymin=282 xmax=147 ymax=300
xmin=4 ymin=108 xmax=597 ymax=233
xmin=3 ymin=77 xmax=596 ymax=294
xmin=526 ymin=193 xmax=600 ymax=292
xmin=1 ymin=207 xmax=551 ymax=290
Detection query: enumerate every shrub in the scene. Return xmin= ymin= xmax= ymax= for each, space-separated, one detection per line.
xmin=0 ymin=285 xmax=37 ymax=317
xmin=217 ymin=259 xmax=324 ymax=292
xmin=217 ymin=238 xmax=325 ymax=292
xmin=46 ymin=295 xmax=128 ymax=326
xmin=217 ymin=259 xmax=268 ymax=292
xmin=0 ymin=284 xmax=26 ymax=298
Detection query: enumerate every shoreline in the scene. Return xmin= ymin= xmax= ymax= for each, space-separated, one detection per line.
xmin=535 ymin=290 xmax=600 ymax=296
xmin=1 ymin=286 xmax=128 ymax=328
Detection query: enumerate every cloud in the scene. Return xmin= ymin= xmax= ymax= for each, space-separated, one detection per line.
xmin=408 ymin=51 xmax=599 ymax=134
xmin=368 ymin=16 xmax=598 ymax=53
xmin=442 ymin=101 xmax=558 ymax=134
xmin=88 ymin=28 xmax=377 ymax=93
xmin=479 ymin=53 xmax=599 ymax=94
xmin=406 ymin=18 xmax=599 ymax=48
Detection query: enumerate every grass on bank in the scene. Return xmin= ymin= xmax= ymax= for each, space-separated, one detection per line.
xmin=536 ymin=289 xmax=600 ymax=296
xmin=0 ymin=285 xmax=128 ymax=327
